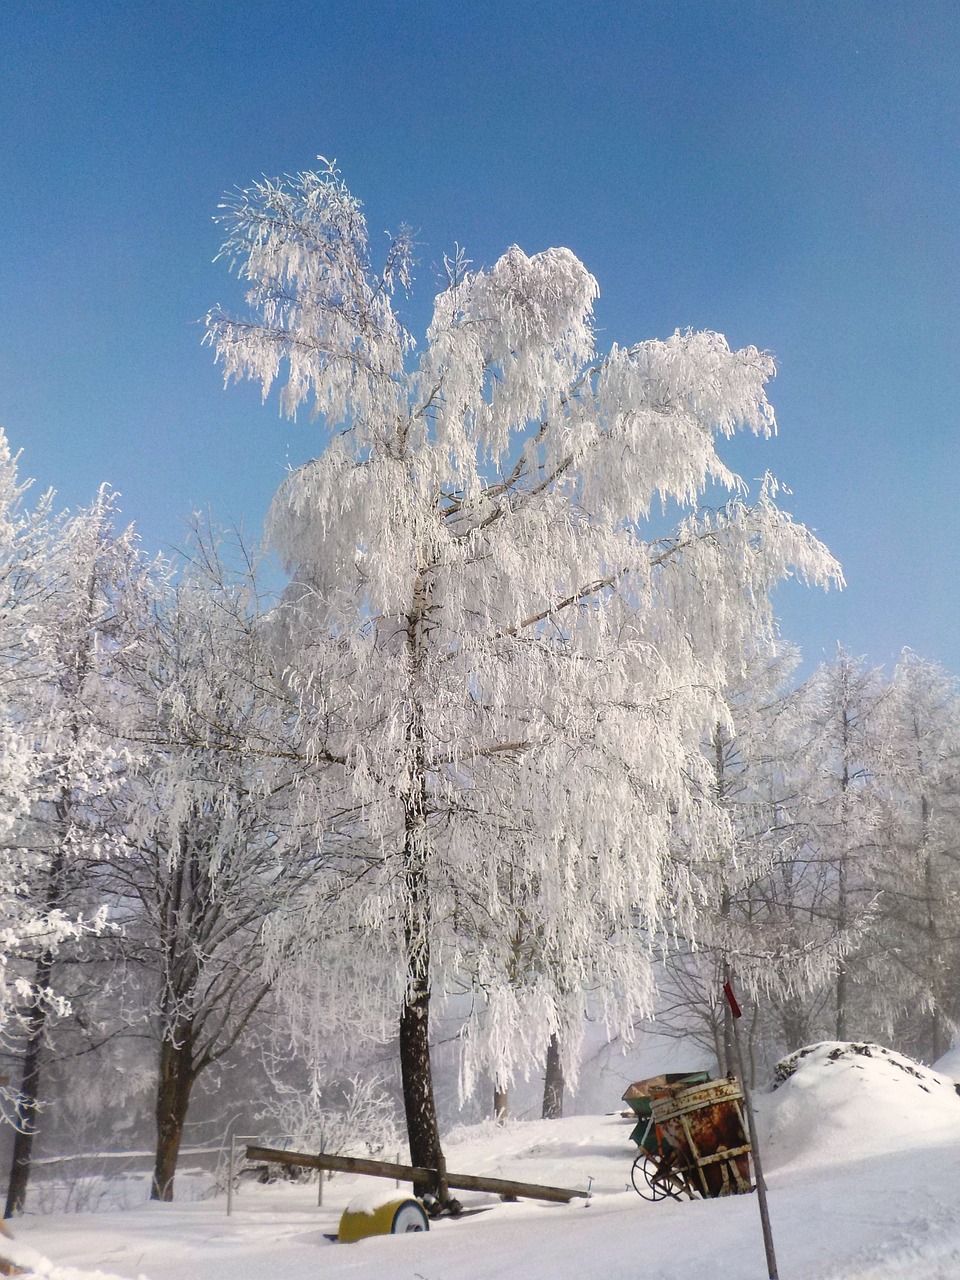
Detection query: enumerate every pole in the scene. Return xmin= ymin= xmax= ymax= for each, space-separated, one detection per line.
xmin=227 ymin=1130 xmax=236 ymax=1217
xmin=724 ymin=968 xmax=779 ymax=1280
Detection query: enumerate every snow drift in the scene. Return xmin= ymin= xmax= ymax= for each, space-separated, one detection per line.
xmin=762 ymin=1041 xmax=960 ymax=1172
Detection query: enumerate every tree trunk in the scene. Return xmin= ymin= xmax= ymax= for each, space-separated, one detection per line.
xmin=398 ymin=793 xmax=442 ymax=1191
xmin=151 ymin=1027 xmax=196 ymax=1202
xmin=921 ymin=796 xmax=948 ymax=1062
xmin=397 ymin=574 xmax=444 ymax=1194
xmin=3 ymin=954 xmax=53 ymax=1219
xmin=835 ymin=702 xmax=851 ymax=1041
xmin=835 ymin=857 xmax=848 ymax=1041
xmin=542 ymin=1034 xmax=564 ymax=1119
xmin=493 ymin=1087 xmax=508 ymax=1125
xmin=398 ymin=979 xmax=441 ymax=1193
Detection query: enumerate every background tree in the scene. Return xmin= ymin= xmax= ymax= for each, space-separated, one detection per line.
xmin=3 ymin=486 xmax=141 ymax=1218
xmin=643 ymin=650 xmax=840 ymax=1080
xmin=114 ymin=534 xmax=317 ymax=1201
xmin=878 ymin=651 xmax=960 ymax=1062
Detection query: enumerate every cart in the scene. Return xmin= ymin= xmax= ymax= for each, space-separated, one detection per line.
xmin=624 ymin=1074 xmax=753 ymax=1201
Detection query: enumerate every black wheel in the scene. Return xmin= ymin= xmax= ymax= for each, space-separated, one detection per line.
xmin=631 ymin=1153 xmax=686 ymax=1201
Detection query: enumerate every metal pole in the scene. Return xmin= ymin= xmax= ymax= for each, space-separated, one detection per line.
xmin=724 ymin=968 xmax=779 ymax=1280
xmin=227 ymin=1131 xmax=236 ymax=1217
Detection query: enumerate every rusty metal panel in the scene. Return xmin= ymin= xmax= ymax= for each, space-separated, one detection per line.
xmin=650 ymin=1078 xmax=752 ymax=1198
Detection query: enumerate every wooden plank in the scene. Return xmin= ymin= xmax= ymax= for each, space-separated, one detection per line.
xmin=245 ymin=1145 xmax=587 ymax=1203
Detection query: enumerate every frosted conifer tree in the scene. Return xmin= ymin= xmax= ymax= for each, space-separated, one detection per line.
xmin=207 ymin=163 xmax=841 ymax=1173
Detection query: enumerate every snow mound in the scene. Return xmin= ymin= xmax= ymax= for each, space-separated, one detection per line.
xmin=761 ymin=1041 xmax=960 ymax=1173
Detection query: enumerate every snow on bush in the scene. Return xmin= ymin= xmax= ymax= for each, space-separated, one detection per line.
xmin=761 ymin=1041 xmax=960 ymax=1172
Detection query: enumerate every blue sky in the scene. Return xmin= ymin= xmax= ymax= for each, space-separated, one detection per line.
xmin=1 ymin=1 xmax=957 ymax=675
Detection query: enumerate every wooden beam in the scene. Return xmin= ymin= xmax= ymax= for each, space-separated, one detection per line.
xmin=245 ymin=1145 xmax=588 ymax=1204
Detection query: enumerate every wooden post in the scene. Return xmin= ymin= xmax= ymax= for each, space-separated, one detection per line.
xmin=724 ymin=969 xmax=779 ymax=1280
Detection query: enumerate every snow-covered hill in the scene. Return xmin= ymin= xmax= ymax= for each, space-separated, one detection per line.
xmin=7 ymin=1042 xmax=960 ymax=1280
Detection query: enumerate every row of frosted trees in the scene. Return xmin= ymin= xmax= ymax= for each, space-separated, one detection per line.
xmin=652 ymin=646 xmax=960 ymax=1082
xmin=0 ymin=469 xmax=329 ymax=1212
xmin=2 ymin=162 xmax=957 ymax=1214
xmin=2 ymin=456 xmax=954 ymax=1213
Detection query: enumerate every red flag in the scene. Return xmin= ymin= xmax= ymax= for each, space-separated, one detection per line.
xmin=723 ymin=980 xmax=742 ymax=1019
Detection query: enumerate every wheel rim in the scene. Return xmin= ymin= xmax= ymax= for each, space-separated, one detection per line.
xmin=391 ymin=1200 xmax=429 ymax=1233
xmin=632 ymin=1155 xmax=668 ymax=1201
xmin=631 ymin=1154 xmax=687 ymax=1201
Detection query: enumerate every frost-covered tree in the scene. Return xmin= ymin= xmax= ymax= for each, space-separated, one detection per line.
xmin=787 ymin=649 xmax=889 ymax=1043
xmin=3 ymin=483 xmax=140 ymax=1217
xmin=207 ymin=162 xmax=840 ymax=1174
xmin=114 ymin=534 xmax=317 ymax=1201
xmin=877 ymin=651 xmax=960 ymax=1062
xmin=642 ymin=650 xmax=838 ymax=1078
xmin=0 ymin=435 xmax=57 ymax=1095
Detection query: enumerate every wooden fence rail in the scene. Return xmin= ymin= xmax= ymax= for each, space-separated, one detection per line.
xmin=245 ymin=1144 xmax=588 ymax=1205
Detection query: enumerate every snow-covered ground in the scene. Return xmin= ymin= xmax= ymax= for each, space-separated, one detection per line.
xmin=6 ymin=1043 xmax=960 ymax=1280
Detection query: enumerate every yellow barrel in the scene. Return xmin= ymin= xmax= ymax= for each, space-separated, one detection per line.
xmin=338 ymin=1196 xmax=430 ymax=1242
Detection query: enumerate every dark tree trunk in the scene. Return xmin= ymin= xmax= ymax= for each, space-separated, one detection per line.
xmin=4 ymin=845 xmax=65 ymax=1221
xmin=397 ymin=574 xmax=444 ymax=1195
xmin=151 ymin=1026 xmax=196 ymax=1202
xmin=398 ymin=979 xmax=441 ymax=1193
xmin=397 ymin=788 xmax=442 ymax=1192
xmin=542 ymin=1034 xmax=564 ymax=1119
xmin=3 ymin=954 xmax=53 ymax=1219
xmin=398 ymin=809 xmax=441 ymax=1190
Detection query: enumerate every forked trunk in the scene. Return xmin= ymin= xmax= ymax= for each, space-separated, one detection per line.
xmin=542 ymin=1033 xmax=564 ymax=1119
xmin=151 ymin=1027 xmax=196 ymax=1202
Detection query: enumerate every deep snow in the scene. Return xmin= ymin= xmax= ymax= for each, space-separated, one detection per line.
xmin=6 ymin=1043 xmax=960 ymax=1280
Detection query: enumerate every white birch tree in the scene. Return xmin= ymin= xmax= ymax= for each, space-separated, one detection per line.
xmin=206 ymin=163 xmax=841 ymax=1173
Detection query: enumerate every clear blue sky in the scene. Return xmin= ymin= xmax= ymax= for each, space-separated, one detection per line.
xmin=1 ymin=1 xmax=957 ymax=676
